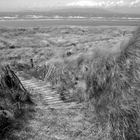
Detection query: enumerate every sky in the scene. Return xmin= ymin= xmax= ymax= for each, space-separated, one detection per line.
xmin=0 ymin=0 xmax=140 ymax=11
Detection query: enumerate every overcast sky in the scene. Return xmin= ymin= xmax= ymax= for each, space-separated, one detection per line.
xmin=0 ymin=0 xmax=139 ymax=11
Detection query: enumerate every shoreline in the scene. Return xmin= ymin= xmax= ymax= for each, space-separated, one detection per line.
xmin=0 ymin=19 xmax=139 ymax=28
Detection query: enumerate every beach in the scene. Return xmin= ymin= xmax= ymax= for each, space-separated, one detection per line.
xmin=0 ymin=19 xmax=140 ymax=28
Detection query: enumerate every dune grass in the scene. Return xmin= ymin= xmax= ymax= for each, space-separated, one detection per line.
xmin=42 ymin=26 xmax=140 ymax=139
xmin=0 ymin=26 xmax=139 ymax=140
xmin=84 ymin=27 xmax=140 ymax=140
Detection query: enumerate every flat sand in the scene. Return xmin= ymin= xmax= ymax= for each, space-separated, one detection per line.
xmin=0 ymin=19 xmax=140 ymax=28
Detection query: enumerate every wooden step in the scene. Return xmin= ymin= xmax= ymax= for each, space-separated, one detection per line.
xmin=19 ymin=76 xmax=78 ymax=109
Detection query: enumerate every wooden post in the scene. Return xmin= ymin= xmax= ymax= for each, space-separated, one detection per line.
xmin=30 ymin=59 xmax=34 ymax=68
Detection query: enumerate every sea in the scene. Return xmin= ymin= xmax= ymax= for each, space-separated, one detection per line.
xmin=0 ymin=14 xmax=140 ymax=27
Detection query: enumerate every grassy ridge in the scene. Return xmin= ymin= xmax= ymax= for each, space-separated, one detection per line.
xmin=84 ymin=27 xmax=140 ymax=140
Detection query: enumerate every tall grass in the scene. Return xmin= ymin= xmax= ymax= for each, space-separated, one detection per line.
xmin=85 ymin=27 xmax=140 ymax=140
xmin=0 ymin=66 xmax=34 ymax=139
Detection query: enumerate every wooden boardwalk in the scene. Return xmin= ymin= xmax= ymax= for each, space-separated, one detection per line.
xmin=18 ymin=76 xmax=78 ymax=109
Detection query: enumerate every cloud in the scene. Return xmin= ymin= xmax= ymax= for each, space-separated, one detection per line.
xmin=66 ymin=0 xmax=139 ymax=7
xmin=130 ymin=0 xmax=140 ymax=6
xmin=67 ymin=0 xmax=101 ymax=7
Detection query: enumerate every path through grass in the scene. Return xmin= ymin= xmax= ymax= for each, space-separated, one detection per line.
xmin=11 ymin=75 xmax=97 ymax=140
